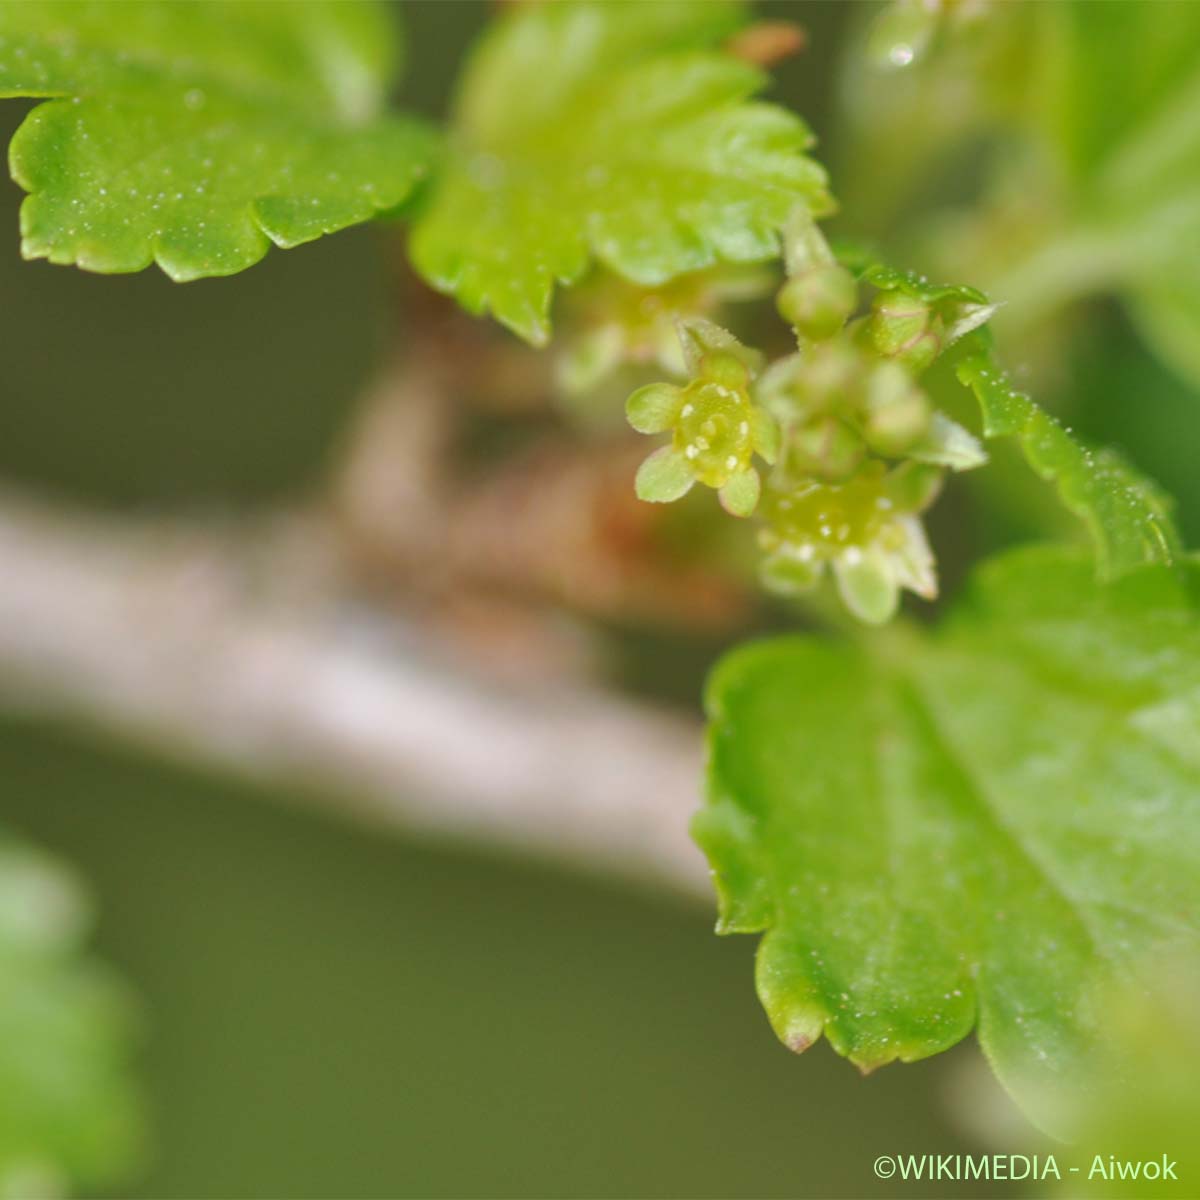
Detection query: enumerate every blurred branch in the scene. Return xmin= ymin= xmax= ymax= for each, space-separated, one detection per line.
xmin=726 ymin=21 xmax=807 ymax=68
xmin=327 ymin=340 xmax=749 ymax=634
xmin=0 ymin=488 xmax=711 ymax=901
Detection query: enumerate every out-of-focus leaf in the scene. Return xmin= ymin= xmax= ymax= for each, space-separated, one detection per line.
xmin=1128 ymin=261 xmax=1200 ymax=396
xmin=839 ymin=4 xmax=1200 ymax=389
xmin=0 ymin=836 xmax=143 ymax=1194
xmin=1050 ymin=3 xmax=1200 ymax=392
xmin=1044 ymin=960 xmax=1200 ymax=1194
xmin=1036 ymin=4 xmax=1200 ymax=187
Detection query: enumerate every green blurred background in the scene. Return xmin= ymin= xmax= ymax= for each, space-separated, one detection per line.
xmin=1 ymin=720 xmax=994 ymax=1199
xmin=1 ymin=3 xmax=1197 ymax=1197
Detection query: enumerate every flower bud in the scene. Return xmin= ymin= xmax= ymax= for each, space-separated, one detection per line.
xmin=777 ymin=263 xmax=858 ymax=342
xmin=867 ymin=289 xmax=944 ymax=373
xmin=758 ymin=343 xmax=863 ymax=423
xmin=862 ymin=362 xmax=931 ymax=456
xmin=787 ymin=416 xmax=865 ymax=483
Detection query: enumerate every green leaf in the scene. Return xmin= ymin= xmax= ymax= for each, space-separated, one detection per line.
xmin=409 ymin=0 xmax=832 ymax=345
xmin=856 ymin=261 xmax=988 ymax=308
xmin=0 ymin=836 xmax=143 ymax=1193
xmin=0 ymin=1 xmax=435 ymax=279
xmin=697 ymin=545 xmax=1200 ymax=1128
xmin=956 ymin=342 xmax=1180 ymax=577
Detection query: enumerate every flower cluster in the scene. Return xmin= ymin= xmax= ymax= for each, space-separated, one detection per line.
xmin=750 ymin=338 xmax=985 ymax=621
xmin=622 ymin=212 xmax=993 ymax=624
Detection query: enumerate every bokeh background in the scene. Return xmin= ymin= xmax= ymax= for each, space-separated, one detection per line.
xmin=1 ymin=3 xmax=1197 ymax=1197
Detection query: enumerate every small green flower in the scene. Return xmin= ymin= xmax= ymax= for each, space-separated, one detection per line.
xmin=757 ymin=461 xmax=942 ymax=624
xmin=627 ymin=321 xmax=779 ymax=517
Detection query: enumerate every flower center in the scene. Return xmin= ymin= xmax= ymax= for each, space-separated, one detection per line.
xmin=761 ymin=463 xmax=894 ymax=559
xmin=673 ymin=381 xmax=754 ymax=487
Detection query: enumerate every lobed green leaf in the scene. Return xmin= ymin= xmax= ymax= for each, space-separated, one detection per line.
xmin=0 ymin=1 xmax=436 ymax=279
xmin=956 ymin=340 xmax=1180 ymax=577
xmin=858 ymin=261 xmax=988 ymax=308
xmin=409 ymin=0 xmax=832 ymax=345
xmin=698 ymin=546 xmax=1200 ymax=1128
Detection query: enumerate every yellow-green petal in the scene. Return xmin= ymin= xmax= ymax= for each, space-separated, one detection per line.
xmin=625 ymin=383 xmax=682 ymax=434
xmin=832 ymin=547 xmax=899 ymax=625
xmin=908 ymin=412 xmax=988 ymax=471
xmin=718 ymin=467 xmax=761 ymax=518
xmin=750 ymin=406 xmax=781 ymax=465
xmin=759 ymin=549 xmax=823 ymax=596
xmin=635 ymin=446 xmax=694 ymax=503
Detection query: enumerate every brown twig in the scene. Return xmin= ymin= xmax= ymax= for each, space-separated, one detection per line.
xmin=727 ymin=21 xmax=808 ymax=68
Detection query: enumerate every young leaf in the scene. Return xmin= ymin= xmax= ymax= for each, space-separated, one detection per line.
xmin=697 ymin=546 xmax=1200 ymax=1129
xmin=0 ymin=1 xmax=435 ymax=279
xmin=856 ymin=261 xmax=988 ymax=308
xmin=409 ymin=0 xmax=833 ymax=345
xmin=0 ymin=836 xmax=143 ymax=1192
xmin=956 ymin=342 xmax=1180 ymax=577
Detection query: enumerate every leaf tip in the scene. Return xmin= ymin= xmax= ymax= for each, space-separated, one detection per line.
xmin=772 ymin=1008 xmax=826 ymax=1058
xmin=784 ymin=1030 xmax=814 ymax=1055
